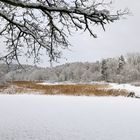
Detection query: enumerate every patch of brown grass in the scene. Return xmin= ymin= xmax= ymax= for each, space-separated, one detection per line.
xmin=8 ymin=81 xmax=129 ymax=96
xmin=0 ymin=85 xmax=8 ymax=92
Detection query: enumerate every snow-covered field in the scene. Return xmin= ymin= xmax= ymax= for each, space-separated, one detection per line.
xmin=0 ymin=95 xmax=140 ymax=140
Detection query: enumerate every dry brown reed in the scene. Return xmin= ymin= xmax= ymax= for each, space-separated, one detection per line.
xmin=6 ymin=81 xmax=129 ymax=97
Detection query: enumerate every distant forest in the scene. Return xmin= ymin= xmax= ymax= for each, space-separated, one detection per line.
xmin=1 ymin=53 xmax=140 ymax=84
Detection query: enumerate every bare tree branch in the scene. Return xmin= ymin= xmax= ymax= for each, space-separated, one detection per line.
xmin=0 ymin=0 xmax=129 ymax=65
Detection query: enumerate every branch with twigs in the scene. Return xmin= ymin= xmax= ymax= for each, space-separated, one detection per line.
xmin=0 ymin=0 xmax=129 ymax=66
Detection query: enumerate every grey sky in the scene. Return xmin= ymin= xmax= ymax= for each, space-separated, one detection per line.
xmin=52 ymin=0 xmax=140 ymax=66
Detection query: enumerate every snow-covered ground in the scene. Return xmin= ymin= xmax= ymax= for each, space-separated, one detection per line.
xmin=0 ymin=95 xmax=140 ymax=140
xmin=109 ymin=83 xmax=140 ymax=96
xmin=37 ymin=81 xmax=77 ymax=85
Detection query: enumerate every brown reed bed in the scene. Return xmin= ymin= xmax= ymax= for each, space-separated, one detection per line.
xmin=5 ymin=81 xmax=129 ymax=97
xmin=0 ymin=84 xmax=8 ymax=91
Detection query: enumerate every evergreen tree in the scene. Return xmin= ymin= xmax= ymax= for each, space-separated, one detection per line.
xmin=101 ymin=59 xmax=108 ymax=81
xmin=117 ymin=55 xmax=125 ymax=74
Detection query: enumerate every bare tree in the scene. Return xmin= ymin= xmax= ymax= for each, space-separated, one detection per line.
xmin=0 ymin=0 xmax=128 ymax=65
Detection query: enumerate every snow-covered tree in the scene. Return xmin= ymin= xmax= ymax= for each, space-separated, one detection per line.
xmin=101 ymin=59 xmax=108 ymax=81
xmin=117 ymin=55 xmax=125 ymax=74
xmin=81 ymin=70 xmax=92 ymax=81
xmin=126 ymin=53 xmax=140 ymax=66
xmin=3 ymin=53 xmax=140 ymax=83
xmin=0 ymin=0 xmax=128 ymax=65
xmin=120 ymin=65 xmax=140 ymax=82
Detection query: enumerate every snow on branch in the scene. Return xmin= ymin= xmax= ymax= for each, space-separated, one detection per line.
xmin=0 ymin=0 xmax=128 ymax=65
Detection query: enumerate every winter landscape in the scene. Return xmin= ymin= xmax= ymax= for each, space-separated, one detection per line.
xmin=0 ymin=0 xmax=140 ymax=140
xmin=0 ymin=57 xmax=140 ymax=140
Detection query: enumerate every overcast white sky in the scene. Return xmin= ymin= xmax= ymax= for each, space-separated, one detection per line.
xmin=52 ymin=0 xmax=140 ymax=66
xmin=0 ymin=0 xmax=140 ymax=67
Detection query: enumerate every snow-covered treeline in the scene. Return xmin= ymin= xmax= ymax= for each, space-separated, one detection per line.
xmin=1 ymin=53 xmax=140 ymax=83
